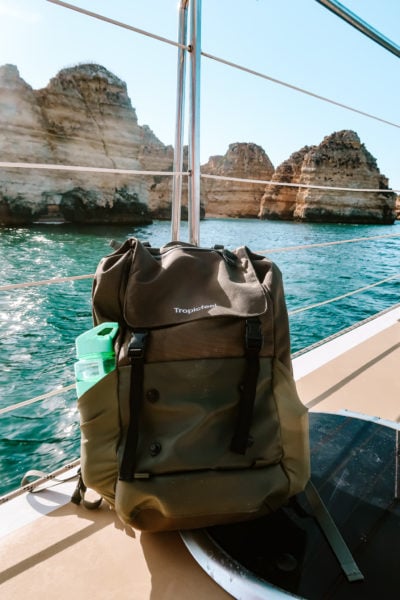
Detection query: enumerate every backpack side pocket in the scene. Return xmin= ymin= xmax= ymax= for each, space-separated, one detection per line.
xmin=78 ymin=369 xmax=120 ymax=506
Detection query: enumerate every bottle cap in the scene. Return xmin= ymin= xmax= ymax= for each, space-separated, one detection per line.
xmin=75 ymin=322 xmax=119 ymax=358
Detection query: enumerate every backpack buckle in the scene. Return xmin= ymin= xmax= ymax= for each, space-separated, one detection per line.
xmin=128 ymin=331 xmax=148 ymax=359
xmin=245 ymin=318 xmax=263 ymax=351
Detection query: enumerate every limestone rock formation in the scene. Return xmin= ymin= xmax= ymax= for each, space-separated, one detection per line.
xmin=258 ymin=146 xmax=313 ymax=220
xmin=146 ymin=146 xmax=194 ymax=220
xmin=260 ymin=130 xmax=396 ymax=224
xmin=0 ymin=63 xmax=174 ymax=225
xmin=0 ymin=64 xmax=396 ymax=225
xmin=201 ymin=143 xmax=274 ymax=218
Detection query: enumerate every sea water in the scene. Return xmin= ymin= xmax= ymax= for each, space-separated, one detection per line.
xmin=1 ymin=219 xmax=399 ymax=495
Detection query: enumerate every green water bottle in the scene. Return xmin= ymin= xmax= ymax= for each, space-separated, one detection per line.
xmin=74 ymin=322 xmax=119 ymax=397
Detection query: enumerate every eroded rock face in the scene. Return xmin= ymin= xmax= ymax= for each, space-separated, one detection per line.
xmin=146 ymin=146 xmax=193 ymax=221
xmin=260 ymin=131 xmax=396 ymax=224
xmin=0 ymin=65 xmax=396 ymax=225
xmin=0 ymin=64 xmax=55 ymax=224
xmin=259 ymin=146 xmax=313 ymax=220
xmin=201 ymin=143 xmax=274 ymax=218
xmin=0 ymin=63 xmax=173 ymax=225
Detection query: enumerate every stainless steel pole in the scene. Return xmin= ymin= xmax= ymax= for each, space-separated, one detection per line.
xmin=171 ymin=0 xmax=189 ymax=242
xmin=316 ymin=0 xmax=400 ymax=58
xmin=188 ymin=0 xmax=202 ymax=246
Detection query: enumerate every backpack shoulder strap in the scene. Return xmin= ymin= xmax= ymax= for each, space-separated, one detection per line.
xmin=71 ymin=469 xmax=102 ymax=510
xmin=304 ymin=480 xmax=364 ymax=582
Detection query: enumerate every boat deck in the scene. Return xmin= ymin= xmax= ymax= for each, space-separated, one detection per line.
xmin=294 ymin=306 xmax=400 ymax=421
xmin=1 ymin=306 xmax=399 ymax=600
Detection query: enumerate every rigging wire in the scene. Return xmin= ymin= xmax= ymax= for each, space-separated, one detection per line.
xmin=288 ymin=273 xmax=400 ymax=316
xmin=1 ymin=272 xmax=398 ymax=416
xmin=0 ymin=162 xmax=187 ymax=177
xmin=201 ymin=173 xmax=400 ymax=195
xmin=258 ymin=232 xmax=400 ymax=254
xmin=1 ymin=232 xmax=399 ymax=292
xmin=201 ymin=51 xmax=400 ymax=130
xmin=2 ymin=4 xmax=398 ymax=417
xmin=2 ymin=0 xmax=395 ymax=501
xmin=46 ymin=0 xmax=188 ymax=50
xmin=0 ymin=384 xmax=76 ymax=416
xmin=0 ymin=274 xmax=94 ymax=292
xmin=1 ymin=162 xmax=398 ymax=194
xmin=45 ymin=0 xmax=400 ymax=131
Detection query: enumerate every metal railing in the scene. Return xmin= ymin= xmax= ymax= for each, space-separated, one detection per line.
xmin=0 ymin=1 xmax=399 ymax=490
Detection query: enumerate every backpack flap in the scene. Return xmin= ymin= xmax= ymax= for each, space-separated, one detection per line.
xmin=123 ymin=240 xmax=268 ymax=328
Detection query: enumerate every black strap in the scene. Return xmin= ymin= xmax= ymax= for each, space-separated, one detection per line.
xmin=71 ymin=469 xmax=102 ymax=510
xmin=119 ymin=330 xmax=148 ymax=480
xmin=231 ymin=317 xmax=263 ymax=454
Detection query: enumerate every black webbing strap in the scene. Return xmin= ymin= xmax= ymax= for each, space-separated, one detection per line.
xmin=231 ymin=317 xmax=263 ymax=454
xmin=119 ymin=330 xmax=148 ymax=481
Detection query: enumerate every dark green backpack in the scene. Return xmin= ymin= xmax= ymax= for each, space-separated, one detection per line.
xmin=77 ymin=238 xmax=310 ymax=531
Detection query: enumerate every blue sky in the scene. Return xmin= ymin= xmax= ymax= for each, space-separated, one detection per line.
xmin=0 ymin=0 xmax=399 ymax=190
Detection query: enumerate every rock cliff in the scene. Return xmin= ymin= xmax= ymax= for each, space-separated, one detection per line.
xmin=260 ymin=131 xmax=396 ymax=224
xmin=0 ymin=63 xmax=175 ymax=225
xmin=0 ymin=64 xmax=396 ymax=225
xmin=258 ymin=146 xmax=313 ymax=220
xmin=201 ymin=143 xmax=274 ymax=218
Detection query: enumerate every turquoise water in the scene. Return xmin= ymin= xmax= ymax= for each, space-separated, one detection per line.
xmin=1 ymin=219 xmax=399 ymax=496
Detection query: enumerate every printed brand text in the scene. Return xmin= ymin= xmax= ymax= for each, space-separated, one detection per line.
xmin=174 ymin=304 xmax=217 ymax=315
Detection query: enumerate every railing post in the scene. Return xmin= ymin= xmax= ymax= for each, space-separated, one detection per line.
xmin=171 ymin=0 xmax=189 ymax=242
xmin=188 ymin=0 xmax=202 ymax=246
xmin=395 ymin=429 xmax=400 ymax=500
xmin=315 ymin=0 xmax=400 ymax=58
